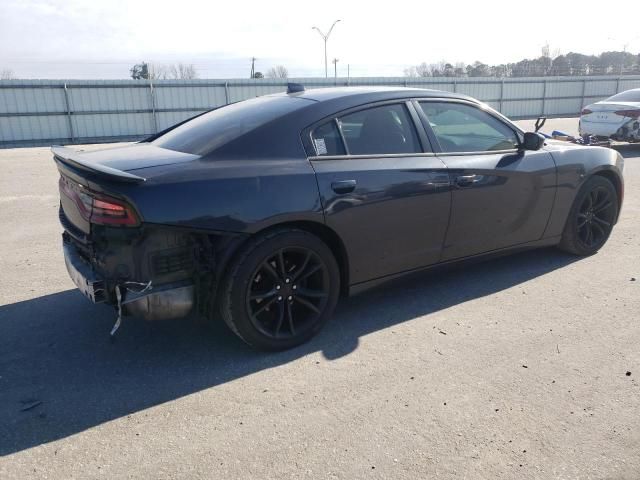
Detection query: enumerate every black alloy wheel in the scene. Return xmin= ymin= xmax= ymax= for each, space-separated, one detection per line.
xmin=246 ymin=247 xmax=330 ymax=339
xmin=559 ymin=175 xmax=618 ymax=255
xmin=576 ymin=184 xmax=616 ymax=249
xmin=219 ymin=228 xmax=340 ymax=350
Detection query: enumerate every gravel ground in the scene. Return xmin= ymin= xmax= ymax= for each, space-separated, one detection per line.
xmin=1 ymin=120 xmax=639 ymax=479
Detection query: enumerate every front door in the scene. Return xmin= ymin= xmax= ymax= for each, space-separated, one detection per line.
xmin=416 ymin=100 xmax=557 ymax=261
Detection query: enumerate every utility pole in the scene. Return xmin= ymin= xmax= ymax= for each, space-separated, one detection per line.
xmin=312 ymin=20 xmax=341 ymax=78
xmin=332 ymin=58 xmax=339 ymax=80
xmin=250 ymin=57 xmax=256 ymax=79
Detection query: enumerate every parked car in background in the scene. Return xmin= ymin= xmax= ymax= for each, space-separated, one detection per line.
xmin=54 ymin=86 xmax=624 ymax=350
xmin=580 ymin=88 xmax=640 ymax=142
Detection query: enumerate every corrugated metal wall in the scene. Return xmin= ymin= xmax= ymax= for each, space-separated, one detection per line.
xmin=1 ymin=75 xmax=640 ymax=148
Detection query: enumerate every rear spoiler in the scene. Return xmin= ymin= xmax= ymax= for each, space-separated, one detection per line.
xmin=51 ymin=146 xmax=146 ymax=184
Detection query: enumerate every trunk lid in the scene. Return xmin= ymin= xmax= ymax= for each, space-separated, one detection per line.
xmin=583 ymin=102 xmax=640 ymax=124
xmin=53 ymin=143 xmax=199 ymax=177
xmin=54 ymin=143 xmax=199 ymax=235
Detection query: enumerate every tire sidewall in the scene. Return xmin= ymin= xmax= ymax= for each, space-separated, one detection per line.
xmin=561 ymin=176 xmax=618 ymax=255
xmin=222 ymin=229 xmax=340 ymax=350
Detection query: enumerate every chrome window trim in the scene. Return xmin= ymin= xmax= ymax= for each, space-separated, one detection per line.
xmin=309 ymin=152 xmax=438 ymax=161
xmin=307 ymin=99 xmax=428 ymax=158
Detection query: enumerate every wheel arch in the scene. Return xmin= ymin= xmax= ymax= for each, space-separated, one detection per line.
xmin=263 ymin=221 xmax=350 ymax=296
xmin=215 ymin=220 xmax=350 ymax=298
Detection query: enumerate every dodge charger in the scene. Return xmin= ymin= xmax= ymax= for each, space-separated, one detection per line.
xmin=54 ymin=85 xmax=624 ymax=350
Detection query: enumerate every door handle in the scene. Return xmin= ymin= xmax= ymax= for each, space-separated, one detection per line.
xmin=331 ymin=180 xmax=357 ymax=194
xmin=455 ymin=174 xmax=479 ymax=187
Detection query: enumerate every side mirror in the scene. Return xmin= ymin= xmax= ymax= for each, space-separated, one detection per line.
xmin=522 ymin=132 xmax=545 ymax=151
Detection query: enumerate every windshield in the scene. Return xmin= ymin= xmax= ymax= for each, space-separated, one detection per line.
xmin=606 ymin=90 xmax=640 ymax=103
xmin=152 ymin=95 xmax=306 ymax=156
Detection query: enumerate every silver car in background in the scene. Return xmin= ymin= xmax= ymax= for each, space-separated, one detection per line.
xmin=579 ymin=88 xmax=640 ymax=142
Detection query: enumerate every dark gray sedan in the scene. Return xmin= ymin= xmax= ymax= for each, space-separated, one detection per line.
xmin=54 ymin=86 xmax=624 ymax=350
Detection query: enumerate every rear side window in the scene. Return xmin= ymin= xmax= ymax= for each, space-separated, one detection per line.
xmin=419 ymin=102 xmax=519 ymax=153
xmin=338 ymin=104 xmax=421 ymax=155
xmin=311 ymin=121 xmax=346 ymax=156
xmin=152 ymin=96 xmax=306 ymax=156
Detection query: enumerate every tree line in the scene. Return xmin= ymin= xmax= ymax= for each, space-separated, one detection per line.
xmin=130 ymin=62 xmax=198 ymax=80
xmin=4 ymin=50 xmax=639 ymax=81
xmin=130 ymin=62 xmax=289 ymax=80
xmin=404 ymin=49 xmax=640 ymax=78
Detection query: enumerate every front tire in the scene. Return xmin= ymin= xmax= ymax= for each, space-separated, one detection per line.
xmin=558 ymin=175 xmax=618 ymax=256
xmin=219 ymin=228 xmax=340 ymax=350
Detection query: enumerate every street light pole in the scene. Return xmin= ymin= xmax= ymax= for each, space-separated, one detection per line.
xmin=324 ymin=38 xmax=328 ymax=79
xmin=312 ymin=20 xmax=341 ymax=78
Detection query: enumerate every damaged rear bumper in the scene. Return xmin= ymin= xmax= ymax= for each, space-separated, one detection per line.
xmin=63 ymin=241 xmax=106 ymax=303
xmin=63 ymin=237 xmax=194 ymax=320
xmin=580 ymin=118 xmax=640 ymax=142
xmin=121 ymin=283 xmax=194 ymax=321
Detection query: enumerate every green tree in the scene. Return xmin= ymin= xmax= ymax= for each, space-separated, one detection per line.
xmin=466 ymin=61 xmax=490 ymax=77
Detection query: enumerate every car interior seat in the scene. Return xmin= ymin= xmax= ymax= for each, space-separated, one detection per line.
xmin=357 ymin=109 xmax=413 ymax=154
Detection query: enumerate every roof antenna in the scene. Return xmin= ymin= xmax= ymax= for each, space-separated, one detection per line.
xmin=287 ymin=83 xmax=305 ymax=94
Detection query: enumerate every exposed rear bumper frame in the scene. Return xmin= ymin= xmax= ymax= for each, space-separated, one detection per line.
xmin=63 ymin=237 xmax=194 ymax=320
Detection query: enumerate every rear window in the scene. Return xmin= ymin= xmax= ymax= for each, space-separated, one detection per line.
xmin=606 ymin=90 xmax=640 ymax=102
xmin=152 ymin=96 xmax=306 ymax=156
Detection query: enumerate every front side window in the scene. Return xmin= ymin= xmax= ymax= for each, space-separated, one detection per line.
xmin=419 ymin=102 xmax=520 ymax=153
xmin=337 ymin=104 xmax=421 ymax=155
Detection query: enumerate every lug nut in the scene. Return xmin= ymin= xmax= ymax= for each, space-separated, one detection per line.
xmin=276 ymin=285 xmax=281 ymax=290
xmin=292 ymin=285 xmax=297 ymax=290
xmin=288 ymin=295 xmax=293 ymax=301
xmin=285 ymin=278 xmax=290 ymax=284
xmin=277 ymin=296 xmax=283 ymax=301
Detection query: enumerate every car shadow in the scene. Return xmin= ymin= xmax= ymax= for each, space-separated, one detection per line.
xmin=0 ymin=247 xmax=579 ymax=456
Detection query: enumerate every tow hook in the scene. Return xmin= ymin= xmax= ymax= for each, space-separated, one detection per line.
xmin=109 ymin=280 xmax=153 ymax=340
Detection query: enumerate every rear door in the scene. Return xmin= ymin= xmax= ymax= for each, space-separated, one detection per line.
xmin=416 ymin=100 xmax=556 ymax=261
xmin=306 ymin=101 xmax=451 ymax=285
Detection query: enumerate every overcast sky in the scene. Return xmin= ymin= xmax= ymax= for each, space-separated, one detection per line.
xmin=1 ymin=0 xmax=638 ymax=79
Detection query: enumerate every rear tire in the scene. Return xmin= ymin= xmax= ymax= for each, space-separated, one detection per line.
xmin=219 ymin=228 xmax=340 ymax=350
xmin=558 ymin=175 xmax=618 ymax=256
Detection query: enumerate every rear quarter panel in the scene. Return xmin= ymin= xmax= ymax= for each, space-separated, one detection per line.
xmin=543 ymin=142 xmax=624 ymax=237
xmin=113 ymin=157 xmax=325 ymax=234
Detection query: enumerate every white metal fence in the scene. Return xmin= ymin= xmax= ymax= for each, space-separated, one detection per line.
xmin=1 ymin=75 xmax=640 ymax=148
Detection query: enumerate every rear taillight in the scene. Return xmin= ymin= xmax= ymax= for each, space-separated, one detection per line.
xmin=59 ymin=177 xmax=140 ymax=226
xmin=90 ymin=195 xmax=139 ymax=226
xmin=613 ymin=109 xmax=640 ymax=119
xmin=581 ymin=108 xmax=592 ymax=115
